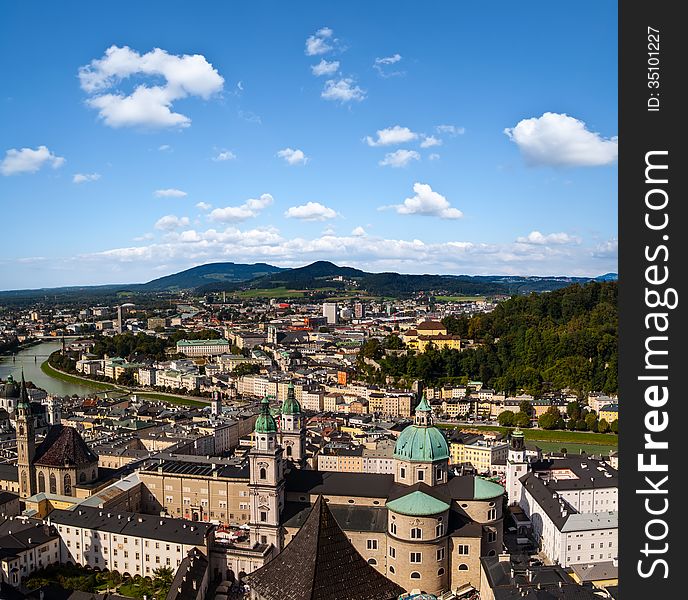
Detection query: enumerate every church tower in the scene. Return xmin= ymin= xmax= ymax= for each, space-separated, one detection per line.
xmin=46 ymin=395 xmax=62 ymax=426
xmin=248 ymin=396 xmax=285 ymax=552
xmin=279 ymin=383 xmax=305 ymax=468
xmin=16 ymin=373 xmax=36 ymax=499
xmin=506 ymin=428 xmax=527 ymax=505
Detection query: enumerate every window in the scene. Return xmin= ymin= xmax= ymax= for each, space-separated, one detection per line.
xmin=487 ymin=530 xmax=497 ymax=543
xmin=458 ymin=563 xmax=469 ymax=571
xmin=49 ymin=473 xmax=57 ymax=494
xmin=367 ymin=558 xmax=377 ymax=565
xmin=411 ymin=528 xmax=422 ymax=539
xmin=437 ymin=548 xmax=445 ymax=561
xmin=64 ymin=473 xmax=72 ymax=496
xmin=410 ymin=552 xmax=422 ymax=563
xmin=260 ymin=511 xmax=268 ymax=522
xmin=367 ymin=539 xmax=378 ymax=550
xmin=400 ymin=467 xmax=406 ymax=479
xmin=437 ymin=568 xmax=445 ymax=576
xmin=389 ymin=566 xmax=395 ymax=574
xmin=487 ymin=508 xmax=496 ymax=520
xmin=389 ymin=547 xmax=396 ymax=559
xmin=410 ymin=572 xmax=421 ymax=579
xmin=435 ymin=523 xmax=443 ymax=537
xmin=259 ymin=467 xmax=267 ymax=480
xmin=457 ymin=544 xmax=469 ymax=555
xmin=390 ymin=522 xmax=397 ymax=535
xmin=436 ymin=467 xmax=443 ymax=480
xmin=417 ymin=470 xmax=424 ymax=481
xmin=38 ymin=472 xmax=45 ymax=493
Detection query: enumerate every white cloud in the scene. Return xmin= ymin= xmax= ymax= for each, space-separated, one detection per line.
xmin=428 ymin=153 xmax=440 ymax=161
xmin=365 ymin=125 xmax=418 ymax=147
xmin=516 ymin=231 xmax=581 ymax=245
xmin=277 ymin=148 xmax=308 ymax=165
xmin=311 ymin=59 xmax=339 ymax=76
xmin=285 ymin=202 xmax=338 ymax=221
xmin=154 ymin=188 xmax=187 ymax=198
xmin=390 ymin=182 xmax=463 ymax=219
xmin=322 ymin=78 xmax=366 ymax=103
xmin=420 ymin=135 xmax=442 ymax=148
xmin=592 ymin=238 xmax=618 ymax=258
xmin=196 ymin=202 xmax=212 ymax=211
xmin=379 ymin=149 xmax=420 ymax=168
xmin=504 ymin=112 xmax=618 ymax=167
xmin=209 ymin=193 xmax=273 ymax=222
xmin=435 ymin=124 xmax=465 ymax=136
xmin=351 ymin=226 xmax=367 ymax=237
xmin=79 ymin=45 xmax=224 ymax=129
xmin=373 ymin=54 xmax=404 ymax=77
xmin=305 ymin=27 xmax=336 ymax=56
xmin=213 ymin=151 xmax=236 ymax=162
xmin=158 ymin=144 xmax=172 ymax=152
xmin=73 ymin=173 xmax=100 ymax=184
xmin=155 ymin=215 xmax=190 ymax=230
xmin=0 ymin=145 xmax=65 ymax=176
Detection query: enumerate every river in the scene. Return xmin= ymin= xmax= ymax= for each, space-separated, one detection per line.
xmin=0 ymin=340 xmax=97 ymax=397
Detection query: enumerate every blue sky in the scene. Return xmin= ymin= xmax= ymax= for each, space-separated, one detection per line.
xmin=0 ymin=1 xmax=618 ymax=290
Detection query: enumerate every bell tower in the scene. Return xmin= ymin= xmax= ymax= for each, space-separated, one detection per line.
xmin=506 ymin=428 xmax=527 ymax=505
xmin=249 ymin=396 xmax=285 ymax=552
xmin=279 ymin=383 xmax=305 ymax=468
xmin=16 ymin=373 xmax=36 ymax=499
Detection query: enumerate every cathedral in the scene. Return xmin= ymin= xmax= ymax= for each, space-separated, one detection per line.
xmin=11 ymin=374 xmax=99 ymax=499
xmin=230 ymin=384 xmax=506 ymax=597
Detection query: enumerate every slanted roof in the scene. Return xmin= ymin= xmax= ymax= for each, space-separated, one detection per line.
xmin=246 ymin=495 xmax=404 ymax=600
xmin=33 ymin=425 xmax=99 ymax=468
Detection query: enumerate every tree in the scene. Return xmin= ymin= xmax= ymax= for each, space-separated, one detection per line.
xmin=585 ymin=412 xmax=599 ymax=432
xmin=232 ymin=363 xmax=261 ymax=377
xmin=117 ymin=369 xmax=137 ymax=387
xmin=498 ymin=411 xmax=516 ymax=427
xmin=567 ymin=401 xmax=581 ymax=421
xmin=514 ymin=411 xmax=531 ymax=428
xmin=152 ymin=566 xmax=174 ymax=598
xmin=575 ymin=418 xmax=588 ymax=431
xmin=597 ymin=418 xmax=610 ymax=433
xmin=610 ymin=419 xmax=618 ymax=434
xmin=519 ymin=400 xmax=533 ymax=417
xmin=538 ymin=407 xmax=561 ymax=430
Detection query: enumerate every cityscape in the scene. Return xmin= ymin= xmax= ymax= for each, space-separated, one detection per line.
xmin=0 ymin=2 xmax=618 ymax=600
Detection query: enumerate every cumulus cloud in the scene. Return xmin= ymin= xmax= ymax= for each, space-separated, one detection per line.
xmin=592 ymin=238 xmax=618 ymax=258
xmin=285 ymin=202 xmax=338 ymax=221
xmin=351 ymin=226 xmax=367 ymax=237
xmin=504 ymin=112 xmax=618 ymax=167
xmin=155 ymin=215 xmax=190 ymax=230
xmin=390 ymin=182 xmax=463 ymax=219
xmin=435 ymin=124 xmax=465 ymax=136
xmin=277 ymin=148 xmax=308 ymax=165
xmin=305 ymin=27 xmax=336 ymax=56
xmin=365 ymin=125 xmax=418 ymax=147
xmin=516 ymin=231 xmax=581 ymax=245
xmin=196 ymin=202 xmax=212 ymax=211
xmin=420 ymin=135 xmax=442 ymax=148
xmin=154 ymin=188 xmax=187 ymax=198
xmin=78 ymin=45 xmax=224 ymax=129
xmin=373 ymin=54 xmax=404 ymax=77
xmin=0 ymin=145 xmax=65 ymax=176
xmin=379 ymin=149 xmax=420 ymax=168
xmin=311 ymin=59 xmax=339 ymax=76
xmin=213 ymin=151 xmax=236 ymax=162
xmin=73 ymin=173 xmax=100 ymax=184
xmin=428 ymin=153 xmax=440 ymax=161
xmin=322 ymin=78 xmax=366 ymax=103
xmin=209 ymin=193 xmax=273 ymax=222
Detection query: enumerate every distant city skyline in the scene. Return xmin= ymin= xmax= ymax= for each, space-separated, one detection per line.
xmin=0 ymin=1 xmax=617 ymax=290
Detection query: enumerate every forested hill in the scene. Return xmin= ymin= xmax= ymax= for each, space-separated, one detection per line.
xmin=366 ymin=281 xmax=618 ymax=396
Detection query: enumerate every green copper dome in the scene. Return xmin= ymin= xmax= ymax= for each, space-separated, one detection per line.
xmin=393 ymin=425 xmax=449 ymax=462
xmin=473 ymin=476 xmax=504 ymax=500
xmin=386 ymin=491 xmax=450 ymax=517
xmin=281 ymin=383 xmax=301 ymax=415
xmin=255 ymin=396 xmax=278 ymax=434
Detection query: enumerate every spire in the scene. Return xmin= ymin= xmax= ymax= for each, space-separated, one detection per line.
xmin=414 ymin=393 xmax=433 ymax=427
xmin=18 ymin=371 xmax=31 ymax=409
xmin=255 ymin=395 xmax=278 ymax=434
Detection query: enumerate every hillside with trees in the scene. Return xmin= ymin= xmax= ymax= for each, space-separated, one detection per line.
xmin=358 ymin=282 xmax=617 ymax=396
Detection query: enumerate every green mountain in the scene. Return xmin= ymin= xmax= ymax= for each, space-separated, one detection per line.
xmin=141 ymin=262 xmax=284 ymax=291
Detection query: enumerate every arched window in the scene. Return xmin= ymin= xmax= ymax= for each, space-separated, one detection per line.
xmin=487 ymin=508 xmax=496 ymax=520
xmin=411 ymin=527 xmax=422 ymax=539
xmin=21 ymin=472 xmax=27 ymax=495
xmin=79 ymin=472 xmax=86 ymax=483
xmin=38 ymin=472 xmax=45 ymax=493
xmin=259 ymin=468 xmax=267 ymax=480
xmin=49 ymin=473 xmax=57 ymax=494
xmin=488 ymin=550 xmax=496 ymax=556
xmin=389 ymin=566 xmax=395 ymax=574
xmin=390 ymin=522 xmax=397 ymax=535
xmin=437 ymin=568 xmax=445 ymax=576
xmin=458 ymin=563 xmax=469 ymax=571
xmin=64 ymin=473 xmax=72 ymax=496
xmin=435 ymin=523 xmax=443 ymax=537
xmin=367 ymin=558 xmax=377 ymax=565
xmin=410 ymin=572 xmax=421 ymax=579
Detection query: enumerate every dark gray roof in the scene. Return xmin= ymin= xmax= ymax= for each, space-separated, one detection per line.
xmin=282 ymin=501 xmax=388 ymax=533
xmin=529 ymin=457 xmax=618 ymax=490
xmin=47 ymin=506 xmax=212 ymax=545
xmin=0 ymin=523 xmax=59 ymax=561
xmin=166 ymin=548 xmax=209 ymax=600
xmin=0 ymin=463 xmax=18 ymax=482
xmin=246 ymin=496 xmax=404 ymax=600
xmin=286 ymin=470 xmax=395 ymax=499
xmin=140 ymin=459 xmax=249 ymax=479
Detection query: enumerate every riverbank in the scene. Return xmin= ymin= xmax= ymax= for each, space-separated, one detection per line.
xmin=436 ymin=422 xmax=618 ymax=448
xmin=40 ymin=359 xmax=207 ymax=407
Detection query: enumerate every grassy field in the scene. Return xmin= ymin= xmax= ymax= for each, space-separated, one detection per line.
xmin=234 ymin=287 xmax=306 ymax=299
xmin=437 ymin=423 xmax=618 ymax=447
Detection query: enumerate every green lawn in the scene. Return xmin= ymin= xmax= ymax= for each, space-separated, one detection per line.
xmin=437 ymin=423 xmax=618 ymax=447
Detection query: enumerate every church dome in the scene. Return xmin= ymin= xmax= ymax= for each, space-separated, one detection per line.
xmin=255 ymin=396 xmax=278 ymax=434
xmin=1 ymin=375 xmax=20 ymax=399
xmin=281 ymin=383 xmax=301 ymax=415
xmin=393 ymin=424 xmax=449 ymax=463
